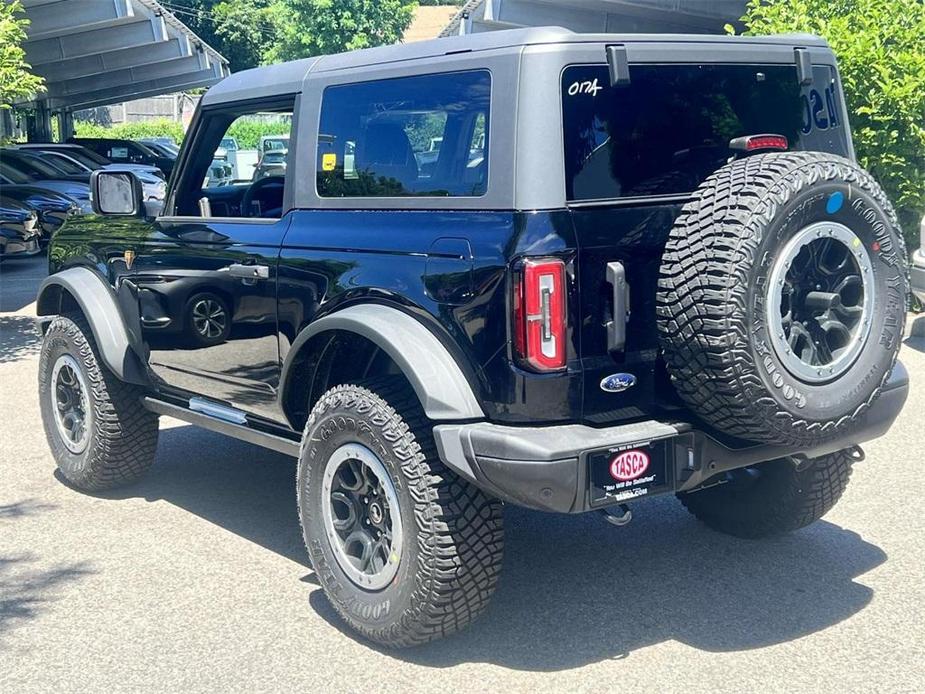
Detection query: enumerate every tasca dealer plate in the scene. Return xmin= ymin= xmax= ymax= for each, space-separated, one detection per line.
xmin=587 ymin=440 xmax=673 ymax=507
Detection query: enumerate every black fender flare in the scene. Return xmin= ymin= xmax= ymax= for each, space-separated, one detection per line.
xmin=281 ymin=304 xmax=484 ymax=421
xmin=35 ymin=267 xmax=148 ymax=385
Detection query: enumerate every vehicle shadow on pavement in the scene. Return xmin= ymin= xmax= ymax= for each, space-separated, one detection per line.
xmin=0 ymin=500 xmax=93 ymax=644
xmin=0 ymin=256 xmax=46 ymax=314
xmin=905 ymin=315 xmax=925 ymax=353
xmin=76 ymin=425 xmax=886 ymax=669
xmin=0 ymin=315 xmax=42 ymax=364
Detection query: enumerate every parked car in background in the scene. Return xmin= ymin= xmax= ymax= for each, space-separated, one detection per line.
xmin=0 ymin=197 xmax=41 ymax=260
xmin=140 ymin=137 xmax=181 ymax=157
xmin=0 ymin=152 xmax=93 ymax=214
xmin=15 ymin=144 xmax=167 ymax=201
xmin=0 ymin=183 xmax=76 ymax=246
xmin=142 ymin=138 xmax=232 ymax=189
xmin=913 ymin=214 xmax=925 ymax=304
xmin=254 ymin=134 xmax=289 ymax=180
xmin=252 ymin=149 xmax=286 ymax=180
xmin=68 ymin=137 xmax=174 ymax=177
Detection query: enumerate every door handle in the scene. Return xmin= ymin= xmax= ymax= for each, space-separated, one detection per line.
xmin=226 ymin=263 xmax=270 ymax=280
xmin=605 ymin=261 xmax=630 ymax=353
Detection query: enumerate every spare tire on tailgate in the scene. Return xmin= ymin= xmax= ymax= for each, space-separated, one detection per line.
xmin=657 ymin=151 xmax=908 ymax=446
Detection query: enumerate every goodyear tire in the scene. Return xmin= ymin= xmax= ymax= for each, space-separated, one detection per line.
xmin=658 ymin=152 xmax=907 ymax=446
xmin=39 ymin=315 xmax=159 ymax=491
xmin=297 ymin=378 xmax=504 ymax=647
xmin=678 ymin=449 xmax=858 ymax=538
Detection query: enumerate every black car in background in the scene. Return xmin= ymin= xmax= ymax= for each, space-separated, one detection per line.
xmin=68 ymin=137 xmax=174 ymax=177
xmin=0 ymin=197 xmax=41 ymax=260
xmin=0 ymin=149 xmax=93 ymax=214
xmin=15 ymin=144 xmax=167 ymax=201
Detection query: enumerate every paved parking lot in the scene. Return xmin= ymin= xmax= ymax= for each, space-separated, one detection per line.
xmin=1 ymin=255 xmax=924 ymax=693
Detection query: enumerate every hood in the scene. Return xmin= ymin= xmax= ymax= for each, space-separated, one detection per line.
xmin=103 ymin=163 xmax=164 ymax=179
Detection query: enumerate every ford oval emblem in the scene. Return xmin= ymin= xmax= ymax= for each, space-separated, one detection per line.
xmin=600 ymin=373 xmax=636 ymax=393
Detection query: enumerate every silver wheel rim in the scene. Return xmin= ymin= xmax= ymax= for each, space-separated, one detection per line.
xmin=321 ymin=444 xmax=403 ymax=590
xmin=51 ymin=354 xmax=90 ymax=454
xmin=192 ymin=298 xmax=226 ymax=339
xmin=766 ymin=221 xmax=874 ymax=383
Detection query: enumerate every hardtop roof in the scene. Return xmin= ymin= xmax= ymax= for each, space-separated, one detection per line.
xmin=201 ymin=27 xmax=831 ymax=107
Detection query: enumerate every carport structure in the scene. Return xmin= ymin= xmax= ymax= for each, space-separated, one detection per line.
xmin=12 ymin=0 xmax=228 ymax=141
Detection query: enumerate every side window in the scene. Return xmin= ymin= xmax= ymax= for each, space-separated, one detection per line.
xmin=173 ymin=103 xmax=293 ymax=219
xmin=316 ymin=70 xmax=491 ymax=198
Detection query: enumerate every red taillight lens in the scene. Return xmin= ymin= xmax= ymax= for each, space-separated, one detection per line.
xmin=730 ymin=133 xmax=789 ymax=152
xmin=513 ymin=258 xmax=567 ymax=371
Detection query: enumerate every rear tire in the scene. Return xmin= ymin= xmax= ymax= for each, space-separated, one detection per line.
xmin=297 ymin=378 xmax=504 ymax=647
xmin=677 ymin=449 xmax=858 ymax=538
xmin=39 ymin=315 xmax=159 ymax=491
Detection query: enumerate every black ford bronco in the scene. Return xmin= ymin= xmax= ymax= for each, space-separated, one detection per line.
xmin=36 ymin=28 xmax=910 ymax=647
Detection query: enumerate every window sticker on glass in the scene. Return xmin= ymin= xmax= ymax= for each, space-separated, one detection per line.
xmin=322 ymin=153 xmax=337 ymax=171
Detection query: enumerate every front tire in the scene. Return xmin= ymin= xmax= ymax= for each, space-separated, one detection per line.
xmin=677 ymin=449 xmax=858 ymax=538
xmin=298 ymin=379 xmax=504 ymax=647
xmin=39 ymin=315 xmax=159 ymax=491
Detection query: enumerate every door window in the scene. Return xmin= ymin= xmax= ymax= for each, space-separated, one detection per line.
xmin=316 ymin=70 xmax=491 ymax=197
xmin=172 ymin=100 xmax=294 ymax=219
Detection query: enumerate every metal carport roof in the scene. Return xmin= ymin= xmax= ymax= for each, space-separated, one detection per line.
xmin=13 ymin=0 xmax=229 ymax=139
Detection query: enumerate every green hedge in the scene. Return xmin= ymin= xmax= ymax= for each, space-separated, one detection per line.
xmin=74 ymin=119 xmax=186 ymax=144
xmin=73 ymin=117 xmax=291 ymax=150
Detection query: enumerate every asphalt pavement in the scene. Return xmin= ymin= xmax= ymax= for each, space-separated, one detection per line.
xmin=1 ymin=254 xmax=924 ymax=693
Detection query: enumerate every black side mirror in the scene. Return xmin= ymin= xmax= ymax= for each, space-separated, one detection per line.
xmin=90 ymin=170 xmax=144 ymax=217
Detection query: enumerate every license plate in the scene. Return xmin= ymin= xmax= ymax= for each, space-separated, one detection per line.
xmin=587 ymin=439 xmax=673 ymax=507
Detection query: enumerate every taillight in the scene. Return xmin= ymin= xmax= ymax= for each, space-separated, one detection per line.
xmin=513 ymin=258 xmax=567 ymax=371
xmin=729 ymin=133 xmax=789 ymax=153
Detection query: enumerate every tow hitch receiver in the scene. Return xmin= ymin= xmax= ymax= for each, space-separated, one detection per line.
xmin=601 ymin=504 xmax=633 ymax=527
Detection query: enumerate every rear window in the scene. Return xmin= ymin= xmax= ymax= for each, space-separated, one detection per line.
xmin=562 ymin=63 xmax=847 ymax=201
xmin=316 ymin=70 xmax=490 ymax=198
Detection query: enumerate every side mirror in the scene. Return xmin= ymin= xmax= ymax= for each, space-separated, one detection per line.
xmin=90 ymin=170 xmax=144 ymax=217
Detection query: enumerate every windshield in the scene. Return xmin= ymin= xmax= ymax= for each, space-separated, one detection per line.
xmin=562 ymin=63 xmax=848 ymax=201
xmin=2 ymin=152 xmax=63 ymax=180
xmin=0 ymin=162 xmax=31 ymax=184
xmin=41 ymin=153 xmax=87 ymax=174
xmin=65 ymin=147 xmax=110 ymax=166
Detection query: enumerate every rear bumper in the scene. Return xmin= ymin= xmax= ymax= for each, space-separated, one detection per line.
xmin=911 ymin=248 xmax=925 ymax=303
xmin=435 ymin=361 xmax=909 ymax=513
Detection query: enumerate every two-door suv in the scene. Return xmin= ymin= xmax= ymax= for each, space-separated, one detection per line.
xmin=37 ymin=28 xmax=910 ymax=647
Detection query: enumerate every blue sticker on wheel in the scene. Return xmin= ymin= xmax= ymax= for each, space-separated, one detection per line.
xmin=826 ymin=191 xmax=844 ymax=214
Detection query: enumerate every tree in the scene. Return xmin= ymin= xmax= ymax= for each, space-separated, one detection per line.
xmin=165 ymin=0 xmax=280 ymax=71
xmin=266 ymin=0 xmax=417 ymax=63
xmin=738 ymin=0 xmax=925 ymax=246
xmin=0 ymin=0 xmax=44 ymax=109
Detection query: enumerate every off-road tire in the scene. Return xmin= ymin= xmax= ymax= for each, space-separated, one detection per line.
xmin=678 ymin=449 xmax=858 ymax=538
xmin=658 ymin=152 xmax=907 ymax=446
xmin=39 ymin=315 xmax=159 ymax=491
xmin=297 ymin=378 xmax=504 ymax=648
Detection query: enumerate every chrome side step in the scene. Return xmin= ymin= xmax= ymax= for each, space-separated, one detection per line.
xmin=142 ymin=397 xmax=301 ymax=458
xmin=189 ymin=397 xmax=247 ymax=425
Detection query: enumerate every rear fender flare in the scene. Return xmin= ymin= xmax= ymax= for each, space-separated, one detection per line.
xmin=281 ymin=304 xmax=484 ymax=422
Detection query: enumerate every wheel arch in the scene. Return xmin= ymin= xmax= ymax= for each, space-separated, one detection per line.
xmin=280 ymin=304 xmax=484 ymax=429
xmin=36 ymin=268 xmax=148 ymax=385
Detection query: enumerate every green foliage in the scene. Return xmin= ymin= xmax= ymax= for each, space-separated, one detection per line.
xmin=0 ymin=0 xmax=44 ymax=108
xmin=72 ymin=117 xmax=291 ymax=150
xmin=74 ymin=119 xmax=187 ymax=144
xmin=226 ymin=118 xmax=291 ymax=149
xmin=739 ymin=0 xmax=925 ymax=246
xmin=267 ymin=0 xmax=417 ymax=63
xmin=167 ymin=0 xmax=279 ymax=71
